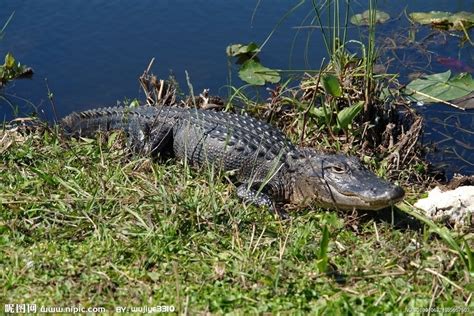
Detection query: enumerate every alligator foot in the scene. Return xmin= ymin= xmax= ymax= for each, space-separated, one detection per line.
xmin=273 ymin=206 xmax=290 ymax=220
xmin=236 ymin=184 xmax=289 ymax=220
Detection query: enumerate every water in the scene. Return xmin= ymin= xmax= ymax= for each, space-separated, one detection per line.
xmin=1 ymin=0 xmax=473 ymax=176
xmin=1 ymin=0 xmax=316 ymax=118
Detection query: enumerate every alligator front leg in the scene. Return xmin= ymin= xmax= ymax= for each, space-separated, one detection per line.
xmin=236 ymin=184 xmax=289 ymax=219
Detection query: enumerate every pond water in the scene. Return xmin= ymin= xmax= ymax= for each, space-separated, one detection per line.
xmin=1 ymin=0 xmax=473 ymax=177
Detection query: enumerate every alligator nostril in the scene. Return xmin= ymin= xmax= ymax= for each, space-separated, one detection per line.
xmin=386 ymin=186 xmax=405 ymax=201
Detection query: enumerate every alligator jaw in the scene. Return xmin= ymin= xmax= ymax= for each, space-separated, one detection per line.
xmin=325 ymin=182 xmax=405 ymax=210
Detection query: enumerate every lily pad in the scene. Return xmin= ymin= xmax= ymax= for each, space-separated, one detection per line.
xmin=409 ymin=11 xmax=474 ymax=30
xmin=238 ymin=59 xmax=280 ymax=86
xmin=452 ymin=92 xmax=474 ymax=110
xmin=226 ymin=43 xmax=260 ymax=57
xmin=350 ymin=10 xmax=390 ymax=26
xmin=405 ymin=70 xmax=474 ymax=106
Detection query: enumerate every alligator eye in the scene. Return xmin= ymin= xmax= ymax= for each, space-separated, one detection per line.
xmin=331 ymin=165 xmax=346 ymax=173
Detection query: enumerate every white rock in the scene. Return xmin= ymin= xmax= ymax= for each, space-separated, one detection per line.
xmin=414 ymin=186 xmax=474 ymax=228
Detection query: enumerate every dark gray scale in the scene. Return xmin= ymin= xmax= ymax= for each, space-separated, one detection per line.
xmin=198 ymin=110 xmax=293 ymax=155
xmin=173 ymin=109 xmax=294 ymax=179
xmin=171 ymin=113 xmax=253 ymax=171
xmin=189 ymin=109 xmax=295 ymax=157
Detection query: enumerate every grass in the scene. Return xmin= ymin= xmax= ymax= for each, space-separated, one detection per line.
xmin=1 ymin=126 xmax=473 ymax=314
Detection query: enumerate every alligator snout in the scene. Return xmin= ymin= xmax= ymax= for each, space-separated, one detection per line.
xmin=384 ymin=185 xmax=405 ymax=202
xmin=369 ymin=185 xmax=405 ymax=202
xmin=355 ymin=183 xmax=405 ymax=210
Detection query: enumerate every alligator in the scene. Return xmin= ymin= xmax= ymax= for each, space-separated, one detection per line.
xmin=61 ymin=105 xmax=405 ymax=217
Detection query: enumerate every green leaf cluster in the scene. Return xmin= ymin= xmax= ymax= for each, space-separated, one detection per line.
xmin=0 ymin=52 xmax=29 ymax=87
xmin=226 ymin=42 xmax=280 ymax=86
xmin=226 ymin=42 xmax=260 ymax=57
xmin=306 ymin=75 xmax=362 ymax=133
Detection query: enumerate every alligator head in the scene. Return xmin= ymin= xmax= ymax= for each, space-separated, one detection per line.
xmin=287 ymin=150 xmax=405 ymax=210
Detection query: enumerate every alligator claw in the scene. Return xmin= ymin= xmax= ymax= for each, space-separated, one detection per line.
xmin=273 ymin=207 xmax=290 ymax=220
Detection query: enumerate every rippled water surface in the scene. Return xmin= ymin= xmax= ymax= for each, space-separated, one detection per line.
xmin=1 ymin=1 xmax=318 ymax=117
xmin=1 ymin=0 xmax=473 ymax=176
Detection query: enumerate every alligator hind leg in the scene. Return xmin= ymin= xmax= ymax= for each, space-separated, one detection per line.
xmin=236 ymin=184 xmax=289 ymax=219
xmin=127 ymin=120 xmax=173 ymax=156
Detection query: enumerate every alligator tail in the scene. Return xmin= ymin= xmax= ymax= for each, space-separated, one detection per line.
xmin=60 ymin=107 xmax=137 ymax=137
